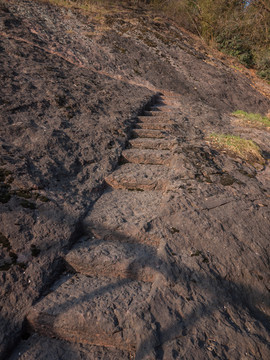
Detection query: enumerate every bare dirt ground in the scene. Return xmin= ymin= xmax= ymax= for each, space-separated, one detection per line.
xmin=0 ymin=0 xmax=270 ymax=359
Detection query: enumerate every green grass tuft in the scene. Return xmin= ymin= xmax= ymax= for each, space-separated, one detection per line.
xmin=232 ymin=110 xmax=270 ymax=129
xmin=209 ymin=133 xmax=264 ymax=165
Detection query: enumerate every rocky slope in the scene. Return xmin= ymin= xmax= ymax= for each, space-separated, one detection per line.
xmin=0 ymin=0 xmax=270 ymax=359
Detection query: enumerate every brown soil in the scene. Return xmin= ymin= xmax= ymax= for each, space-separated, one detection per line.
xmin=0 ymin=0 xmax=270 ymax=359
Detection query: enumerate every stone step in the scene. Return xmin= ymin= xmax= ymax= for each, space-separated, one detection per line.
xmin=132 ymin=129 xmax=168 ymax=139
xmin=150 ymin=105 xmax=178 ymax=112
xmin=129 ymin=138 xmax=176 ymax=150
xmin=142 ymin=111 xmax=176 ymax=117
xmin=139 ymin=113 xmax=176 ymax=120
xmin=65 ymin=238 xmax=160 ymax=283
xmin=105 ymin=163 xmax=170 ymax=191
xmin=9 ymin=334 xmax=131 ymax=360
xmin=83 ymin=189 xmax=162 ymax=247
xmin=156 ymin=97 xmax=180 ymax=105
xmin=122 ymin=149 xmax=171 ymax=165
xmin=26 ymin=274 xmax=154 ymax=353
xmin=135 ymin=122 xmax=173 ymax=131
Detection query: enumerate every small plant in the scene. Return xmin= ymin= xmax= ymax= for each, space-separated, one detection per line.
xmin=232 ymin=110 xmax=270 ymax=130
xmin=0 ymin=168 xmax=12 ymax=182
xmin=191 ymin=250 xmax=202 ymax=257
xmin=31 ymin=244 xmax=41 ymax=257
xmin=191 ymin=249 xmax=209 ymax=263
xmin=15 ymin=189 xmax=32 ymax=199
xmin=37 ymin=195 xmax=50 ymax=202
xmin=0 ymin=263 xmax=12 ymax=271
xmin=209 ymin=133 xmax=264 ymax=165
xmin=0 ymin=232 xmax=11 ymax=250
xmin=170 ymin=227 xmax=179 ymax=234
xmin=0 ymin=184 xmax=11 ymax=204
xmin=9 ymin=252 xmax=18 ymax=264
xmin=255 ymin=50 xmax=270 ymax=82
xmin=20 ymin=199 xmax=36 ymax=210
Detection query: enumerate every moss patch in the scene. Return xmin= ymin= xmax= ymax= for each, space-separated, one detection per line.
xmin=0 ymin=168 xmax=12 ymax=182
xmin=20 ymin=199 xmax=36 ymax=210
xmin=0 ymin=232 xmax=11 ymax=250
xmin=191 ymin=249 xmax=209 ymax=263
xmin=37 ymin=195 xmax=50 ymax=202
xmin=127 ymin=188 xmax=144 ymax=192
xmin=31 ymin=244 xmax=41 ymax=257
xmin=191 ymin=250 xmax=202 ymax=257
xmin=0 ymin=184 xmax=11 ymax=203
xmin=170 ymin=227 xmax=179 ymax=234
xmin=219 ymin=173 xmax=243 ymax=186
xmin=238 ymin=169 xmax=256 ymax=178
xmin=114 ymin=45 xmax=127 ymax=54
xmin=232 ymin=110 xmax=270 ymax=130
xmin=137 ymin=34 xmax=157 ymax=48
xmin=15 ymin=189 xmax=32 ymax=199
xmin=0 ymin=263 xmax=12 ymax=271
xmin=209 ymin=133 xmax=265 ymax=165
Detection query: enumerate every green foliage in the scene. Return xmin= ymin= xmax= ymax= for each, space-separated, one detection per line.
xmin=255 ymin=50 xmax=270 ymax=80
xmin=134 ymin=0 xmax=270 ymax=79
xmin=216 ymin=33 xmax=254 ymax=67
xmin=45 ymin=0 xmax=270 ymax=80
xmin=182 ymin=0 xmax=269 ymax=74
xmin=149 ymin=0 xmax=269 ymax=79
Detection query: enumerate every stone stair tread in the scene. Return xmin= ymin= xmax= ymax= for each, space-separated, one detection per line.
xmin=137 ymin=115 xmax=175 ymax=122
xmin=156 ymin=98 xmax=180 ymax=105
xmin=15 ymin=96 xmax=194 ymax=360
xmin=144 ymin=110 xmax=180 ymax=117
xmin=122 ymin=149 xmax=171 ymax=165
xmin=135 ymin=122 xmax=173 ymax=130
xmin=132 ymin=129 xmax=167 ymax=139
xmin=65 ymin=238 xmax=160 ymax=283
xmin=150 ymin=105 xmax=178 ymax=112
xmin=105 ymin=163 xmax=171 ymax=190
xmin=9 ymin=334 xmax=131 ymax=360
xmin=26 ymin=274 xmax=153 ymax=352
xmin=129 ymin=138 xmax=176 ymax=150
xmin=83 ymin=189 xmax=162 ymax=246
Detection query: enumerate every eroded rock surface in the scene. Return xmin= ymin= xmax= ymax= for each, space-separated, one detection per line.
xmin=0 ymin=0 xmax=270 ymax=359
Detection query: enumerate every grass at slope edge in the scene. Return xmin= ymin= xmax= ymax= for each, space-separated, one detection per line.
xmin=209 ymin=133 xmax=265 ymax=165
xmin=232 ymin=110 xmax=270 ymax=130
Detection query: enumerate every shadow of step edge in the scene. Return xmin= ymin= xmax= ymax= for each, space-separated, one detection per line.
xmin=145 ymin=108 xmax=180 ymax=115
xmin=122 ymin=149 xmax=171 ymax=165
xmin=65 ymin=238 xmax=161 ymax=283
xmin=132 ymin=129 xmax=168 ymax=139
xmin=143 ymin=111 xmax=180 ymax=117
xmin=105 ymin=164 xmax=170 ymax=191
xmin=138 ymin=114 xmax=178 ymax=121
xmin=87 ymin=227 xmax=161 ymax=248
xmin=150 ymin=105 xmax=179 ymax=112
xmin=26 ymin=274 xmax=156 ymax=355
xmin=129 ymin=138 xmax=176 ymax=150
xmin=9 ymin=334 xmax=133 ymax=360
xmin=156 ymin=97 xmax=181 ymax=105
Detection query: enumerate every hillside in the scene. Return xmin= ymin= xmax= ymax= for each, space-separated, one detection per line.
xmin=0 ymin=0 xmax=270 ymax=359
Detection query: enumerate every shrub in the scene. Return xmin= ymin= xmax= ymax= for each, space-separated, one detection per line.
xmin=45 ymin=0 xmax=270 ymax=80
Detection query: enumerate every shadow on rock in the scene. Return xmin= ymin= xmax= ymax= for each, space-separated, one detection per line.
xmin=20 ymin=223 xmax=270 ymax=360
